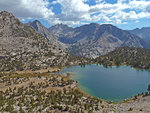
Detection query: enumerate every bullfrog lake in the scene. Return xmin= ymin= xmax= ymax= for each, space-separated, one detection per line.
xmin=59 ymin=64 xmax=150 ymax=102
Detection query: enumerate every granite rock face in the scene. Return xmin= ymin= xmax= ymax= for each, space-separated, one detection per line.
xmin=49 ymin=23 xmax=149 ymax=58
xmin=0 ymin=11 xmax=46 ymax=52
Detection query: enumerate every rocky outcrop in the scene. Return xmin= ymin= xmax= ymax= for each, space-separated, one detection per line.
xmin=0 ymin=11 xmax=46 ymax=51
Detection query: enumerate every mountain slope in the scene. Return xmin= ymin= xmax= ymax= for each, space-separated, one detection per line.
xmin=0 ymin=11 xmax=46 ymax=51
xmin=95 ymin=47 xmax=150 ymax=69
xmin=49 ymin=24 xmax=74 ymax=38
xmin=49 ymin=23 xmax=149 ymax=58
xmin=27 ymin=20 xmax=67 ymax=49
xmin=0 ymin=11 xmax=89 ymax=71
xmin=128 ymin=27 xmax=150 ymax=43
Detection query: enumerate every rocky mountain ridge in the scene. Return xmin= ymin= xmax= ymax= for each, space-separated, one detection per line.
xmin=49 ymin=23 xmax=74 ymax=38
xmin=0 ymin=11 xmax=89 ymax=71
xmin=49 ymin=23 xmax=150 ymax=58
xmin=27 ymin=20 xmax=67 ymax=49
xmin=128 ymin=27 xmax=150 ymax=43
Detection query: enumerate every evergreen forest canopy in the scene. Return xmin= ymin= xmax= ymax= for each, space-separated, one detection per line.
xmin=95 ymin=47 xmax=150 ymax=70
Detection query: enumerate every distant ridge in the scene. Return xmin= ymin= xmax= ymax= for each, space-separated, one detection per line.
xmin=27 ymin=19 xmax=150 ymax=58
xmin=128 ymin=27 xmax=150 ymax=43
xmin=48 ymin=23 xmax=150 ymax=58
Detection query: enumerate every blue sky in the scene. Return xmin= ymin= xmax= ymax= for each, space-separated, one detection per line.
xmin=0 ymin=0 xmax=150 ymax=30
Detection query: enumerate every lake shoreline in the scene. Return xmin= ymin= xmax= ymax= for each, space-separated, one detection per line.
xmin=59 ymin=64 xmax=150 ymax=103
xmin=1 ymin=68 xmax=150 ymax=112
xmin=1 ymin=63 xmax=150 ymax=104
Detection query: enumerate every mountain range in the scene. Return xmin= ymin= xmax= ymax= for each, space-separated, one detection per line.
xmin=27 ymin=20 xmax=67 ymax=49
xmin=28 ymin=21 xmax=150 ymax=58
xmin=0 ymin=11 xmax=88 ymax=71
xmin=0 ymin=10 xmax=149 ymax=60
xmin=1 ymin=11 xmax=150 ymax=113
xmin=128 ymin=27 xmax=150 ymax=43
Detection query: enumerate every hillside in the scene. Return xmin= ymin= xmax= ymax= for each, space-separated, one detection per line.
xmin=0 ymin=11 xmax=90 ymax=71
xmin=27 ymin=20 xmax=67 ymax=49
xmin=0 ymin=63 xmax=150 ymax=113
xmin=49 ymin=23 xmax=150 ymax=58
xmin=128 ymin=27 xmax=150 ymax=43
xmin=95 ymin=47 xmax=150 ymax=69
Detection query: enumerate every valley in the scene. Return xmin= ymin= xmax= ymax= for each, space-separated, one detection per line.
xmin=0 ymin=10 xmax=150 ymax=113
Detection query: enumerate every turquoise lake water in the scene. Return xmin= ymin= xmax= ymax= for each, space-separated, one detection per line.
xmin=60 ymin=64 xmax=150 ymax=102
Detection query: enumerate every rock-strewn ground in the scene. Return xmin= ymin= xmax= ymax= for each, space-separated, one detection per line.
xmin=0 ymin=70 xmax=150 ymax=113
xmin=113 ymin=95 xmax=150 ymax=113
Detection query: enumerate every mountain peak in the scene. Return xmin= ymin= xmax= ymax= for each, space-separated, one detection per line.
xmin=31 ymin=20 xmax=41 ymax=24
xmin=141 ymin=27 xmax=150 ymax=30
xmin=100 ymin=24 xmax=117 ymax=29
xmin=27 ymin=20 xmax=43 ymax=31
xmin=51 ymin=23 xmax=71 ymax=29
xmin=129 ymin=26 xmax=150 ymax=43
xmin=0 ymin=10 xmax=49 ymax=52
xmin=0 ymin=11 xmax=14 ymax=17
xmin=90 ymin=23 xmax=99 ymax=25
xmin=49 ymin=22 xmax=149 ymax=58
xmin=49 ymin=23 xmax=73 ymax=35
xmin=0 ymin=10 xmax=22 ymax=26
xmin=27 ymin=20 xmax=67 ymax=49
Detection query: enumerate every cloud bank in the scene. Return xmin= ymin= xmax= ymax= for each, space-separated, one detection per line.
xmin=0 ymin=0 xmax=150 ymax=26
xmin=0 ymin=0 xmax=54 ymax=18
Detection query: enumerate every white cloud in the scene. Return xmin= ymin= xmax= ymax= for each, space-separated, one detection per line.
xmin=0 ymin=0 xmax=54 ymax=19
xmin=52 ymin=0 xmax=90 ymax=25
xmin=95 ymin=0 xmax=105 ymax=4
xmin=129 ymin=0 xmax=150 ymax=10
xmin=145 ymin=4 xmax=150 ymax=13
xmin=0 ymin=0 xmax=150 ymax=26
xmin=52 ymin=0 xmax=150 ymax=25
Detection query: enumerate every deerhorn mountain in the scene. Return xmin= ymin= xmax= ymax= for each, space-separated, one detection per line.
xmin=27 ymin=20 xmax=150 ymax=58
xmin=49 ymin=23 xmax=150 ymax=58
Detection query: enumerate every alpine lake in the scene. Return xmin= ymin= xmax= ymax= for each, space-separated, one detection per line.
xmin=59 ymin=64 xmax=150 ymax=102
